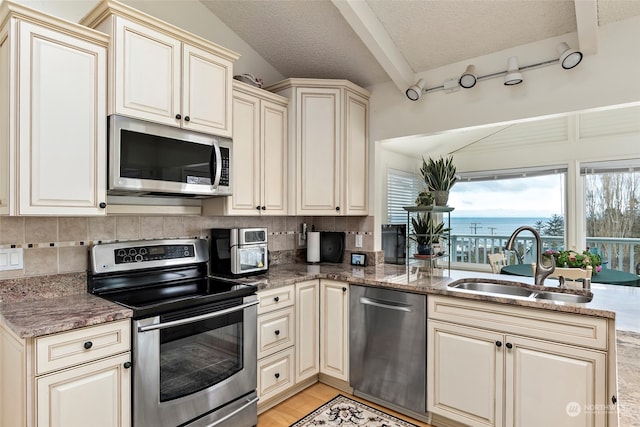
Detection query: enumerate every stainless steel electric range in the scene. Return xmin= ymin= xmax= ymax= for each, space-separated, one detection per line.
xmin=88 ymin=238 xmax=258 ymax=427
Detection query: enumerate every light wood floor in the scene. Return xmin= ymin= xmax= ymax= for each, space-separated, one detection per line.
xmin=257 ymin=382 xmax=434 ymax=427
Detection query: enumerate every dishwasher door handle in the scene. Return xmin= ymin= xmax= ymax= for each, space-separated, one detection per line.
xmin=359 ymin=296 xmax=412 ymax=312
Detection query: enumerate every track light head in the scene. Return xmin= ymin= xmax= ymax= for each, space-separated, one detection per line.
xmin=557 ymin=42 xmax=583 ymax=69
xmin=406 ymin=78 xmax=425 ymax=101
xmin=504 ymin=56 xmax=523 ymax=86
xmin=459 ymin=64 xmax=477 ymax=89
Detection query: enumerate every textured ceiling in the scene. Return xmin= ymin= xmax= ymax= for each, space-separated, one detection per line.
xmin=201 ymin=0 xmax=640 ymax=89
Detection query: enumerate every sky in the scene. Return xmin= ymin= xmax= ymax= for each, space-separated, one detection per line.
xmin=448 ymin=174 xmax=565 ymax=218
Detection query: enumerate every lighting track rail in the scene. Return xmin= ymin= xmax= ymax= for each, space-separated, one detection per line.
xmin=406 ymin=42 xmax=583 ymax=101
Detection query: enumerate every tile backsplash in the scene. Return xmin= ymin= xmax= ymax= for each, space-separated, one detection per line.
xmin=0 ymin=215 xmax=375 ymax=279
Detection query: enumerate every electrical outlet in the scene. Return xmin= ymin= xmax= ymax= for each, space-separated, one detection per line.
xmin=355 ymin=234 xmax=363 ymax=248
xmin=0 ymin=248 xmax=23 ymax=271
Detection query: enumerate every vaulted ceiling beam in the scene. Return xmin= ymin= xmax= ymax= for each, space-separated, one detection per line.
xmin=574 ymin=0 xmax=598 ymax=55
xmin=331 ymin=0 xmax=414 ymax=91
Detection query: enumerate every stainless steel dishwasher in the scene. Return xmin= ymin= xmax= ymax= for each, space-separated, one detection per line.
xmin=350 ymin=285 xmax=427 ymax=418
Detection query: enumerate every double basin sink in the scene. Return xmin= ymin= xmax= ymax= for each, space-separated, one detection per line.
xmin=448 ymin=281 xmax=593 ymax=303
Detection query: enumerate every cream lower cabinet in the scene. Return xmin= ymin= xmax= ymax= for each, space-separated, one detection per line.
xmin=204 ymin=82 xmax=288 ymax=215
xmin=82 ymin=3 xmax=238 ymax=137
xmin=320 ymin=280 xmax=349 ymax=381
xmin=427 ymin=296 xmax=610 ymax=427
xmin=267 ymin=79 xmax=369 ymax=216
xmin=0 ymin=319 xmax=131 ymax=427
xmin=295 ymin=280 xmax=319 ymax=382
xmin=256 ymin=285 xmax=296 ymax=405
xmin=0 ymin=4 xmax=108 ymax=215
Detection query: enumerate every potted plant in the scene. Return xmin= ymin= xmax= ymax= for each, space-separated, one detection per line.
xmin=420 ymin=155 xmax=457 ymax=206
xmin=410 ymin=212 xmax=450 ymax=255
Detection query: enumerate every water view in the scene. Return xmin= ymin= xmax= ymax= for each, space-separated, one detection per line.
xmin=449 ymin=217 xmax=547 ymax=236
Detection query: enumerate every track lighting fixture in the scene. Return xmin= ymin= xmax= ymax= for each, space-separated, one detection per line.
xmin=405 ymin=41 xmax=584 ymax=101
xmin=557 ymin=42 xmax=583 ymax=69
xmin=405 ymin=78 xmax=425 ymax=101
xmin=504 ymin=56 xmax=523 ymax=86
xmin=459 ymin=64 xmax=477 ymax=89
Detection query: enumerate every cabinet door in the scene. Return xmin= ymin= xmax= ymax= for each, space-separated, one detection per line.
xmin=17 ymin=21 xmax=106 ymax=215
xmin=296 ymin=88 xmax=341 ymax=215
xmin=295 ymin=280 xmax=319 ymax=382
xmin=505 ymin=335 xmax=607 ymax=427
xmin=343 ymin=90 xmax=368 ymax=215
xmin=320 ymin=280 xmax=349 ymax=381
xmin=182 ymin=43 xmax=233 ymax=137
xmin=36 ymin=353 xmax=131 ymax=427
xmin=428 ymin=320 xmax=503 ymax=427
xmin=0 ymin=28 xmax=10 ymax=215
xmin=114 ymin=17 xmax=181 ymax=126
xmin=261 ymin=99 xmax=288 ymax=214
xmin=228 ymin=91 xmax=261 ymax=214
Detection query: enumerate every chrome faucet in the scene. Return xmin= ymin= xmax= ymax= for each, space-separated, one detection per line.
xmin=505 ymin=226 xmax=555 ymax=286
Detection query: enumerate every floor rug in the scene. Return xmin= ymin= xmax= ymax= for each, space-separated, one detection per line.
xmin=290 ymin=394 xmax=419 ymax=427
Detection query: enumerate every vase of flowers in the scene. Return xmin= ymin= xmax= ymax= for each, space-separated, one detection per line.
xmin=545 ymin=249 xmax=602 ymax=274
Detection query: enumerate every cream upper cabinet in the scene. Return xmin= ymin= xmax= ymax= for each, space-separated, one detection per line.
xmin=0 ymin=3 xmax=108 ymax=216
xmin=82 ymin=0 xmax=238 ymax=137
xmin=319 ymin=280 xmax=349 ymax=381
xmin=204 ymin=82 xmax=288 ymax=215
xmin=267 ymin=79 xmax=370 ymax=216
xmin=428 ymin=296 xmax=610 ymax=427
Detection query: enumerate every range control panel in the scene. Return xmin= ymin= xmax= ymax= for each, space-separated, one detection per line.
xmin=114 ymin=244 xmax=195 ymax=264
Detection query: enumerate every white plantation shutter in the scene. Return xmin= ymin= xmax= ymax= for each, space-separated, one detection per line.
xmin=387 ymin=168 xmax=421 ymax=224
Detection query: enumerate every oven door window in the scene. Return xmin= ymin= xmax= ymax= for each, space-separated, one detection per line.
xmin=159 ymin=304 xmax=243 ymax=402
xmin=238 ymin=247 xmax=266 ymax=272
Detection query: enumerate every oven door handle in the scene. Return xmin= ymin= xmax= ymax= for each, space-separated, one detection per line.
xmin=137 ymin=300 xmax=258 ymax=333
xmin=208 ymin=395 xmax=259 ymax=427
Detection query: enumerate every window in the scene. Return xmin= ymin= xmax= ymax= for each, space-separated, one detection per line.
xmin=582 ymin=159 xmax=640 ymax=272
xmin=386 ymin=168 xmax=420 ymax=224
xmin=448 ymin=166 xmax=567 ymax=264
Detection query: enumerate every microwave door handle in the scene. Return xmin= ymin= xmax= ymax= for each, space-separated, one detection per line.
xmin=209 ymin=143 xmax=222 ymax=189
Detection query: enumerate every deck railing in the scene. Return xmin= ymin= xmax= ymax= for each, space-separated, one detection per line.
xmin=450 ymin=233 xmax=640 ymax=273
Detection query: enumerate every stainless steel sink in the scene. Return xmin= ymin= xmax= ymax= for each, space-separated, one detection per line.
xmin=534 ymin=292 xmax=593 ymax=303
xmin=447 ymin=280 xmax=593 ymax=304
xmin=448 ymin=282 xmax=535 ymax=297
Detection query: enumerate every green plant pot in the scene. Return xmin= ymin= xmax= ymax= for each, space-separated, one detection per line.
xmin=433 ymin=190 xmax=449 ymax=206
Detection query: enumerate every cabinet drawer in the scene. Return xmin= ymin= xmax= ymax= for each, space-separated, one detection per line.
xmin=258 ymin=307 xmax=294 ymax=359
xmin=257 ymin=285 xmax=294 ymax=315
xmin=257 ymin=347 xmax=295 ymax=401
xmin=35 ymin=320 xmax=131 ymax=375
xmin=428 ymin=295 xmax=607 ymax=350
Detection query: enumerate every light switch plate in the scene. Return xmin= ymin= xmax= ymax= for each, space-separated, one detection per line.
xmin=355 ymin=234 xmax=363 ymax=248
xmin=0 ymin=248 xmax=23 ymax=271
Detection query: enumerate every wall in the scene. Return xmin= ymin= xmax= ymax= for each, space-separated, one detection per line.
xmin=0 ymin=214 xmax=374 ymax=280
xmin=367 ymin=16 xmax=640 ymax=143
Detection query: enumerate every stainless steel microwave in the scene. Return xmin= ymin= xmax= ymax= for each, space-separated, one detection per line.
xmin=108 ymin=115 xmax=232 ymax=198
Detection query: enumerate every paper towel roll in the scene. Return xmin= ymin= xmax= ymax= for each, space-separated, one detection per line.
xmin=307 ymin=232 xmax=320 ymax=263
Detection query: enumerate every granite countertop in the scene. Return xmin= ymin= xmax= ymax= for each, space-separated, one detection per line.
xmin=242 ymin=263 xmax=618 ymax=320
xmin=0 ymin=293 xmax=133 ymax=339
xmin=1 ymin=262 xmax=633 ymax=340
